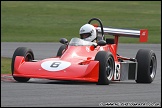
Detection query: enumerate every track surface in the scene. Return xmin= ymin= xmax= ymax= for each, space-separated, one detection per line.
xmin=1 ymin=42 xmax=161 ymax=107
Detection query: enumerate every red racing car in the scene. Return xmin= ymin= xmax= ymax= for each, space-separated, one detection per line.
xmin=11 ymin=18 xmax=157 ymax=85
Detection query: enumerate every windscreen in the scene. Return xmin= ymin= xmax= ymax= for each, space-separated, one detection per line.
xmin=69 ymin=38 xmax=96 ymax=46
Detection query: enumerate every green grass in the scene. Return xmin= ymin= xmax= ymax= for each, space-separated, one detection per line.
xmin=1 ymin=1 xmax=161 ymax=43
xmin=1 ymin=57 xmax=11 ymax=74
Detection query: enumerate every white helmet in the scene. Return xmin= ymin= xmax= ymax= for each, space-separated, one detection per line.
xmin=79 ymin=24 xmax=96 ymax=42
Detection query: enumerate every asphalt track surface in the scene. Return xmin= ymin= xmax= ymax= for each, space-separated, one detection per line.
xmin=1 ymin=42 xmax=161 ymax=107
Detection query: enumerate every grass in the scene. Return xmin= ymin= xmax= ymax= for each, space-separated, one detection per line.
xmin=1 ymin=1 xmax=161 ymax=43
xmin=1 ymin=57 xmax=11 ymax=74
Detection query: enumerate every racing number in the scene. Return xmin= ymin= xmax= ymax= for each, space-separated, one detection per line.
xmin=50 ymin=62 xmax=61 ymax=68
xmin=116 ymin=65 xmax=120 ymax=79
xmin=114 ymin=64 xmax=120 ymax=80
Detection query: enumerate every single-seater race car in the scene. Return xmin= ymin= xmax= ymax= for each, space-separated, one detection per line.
xmin=11 ymin=18 xmax=157 ymax=85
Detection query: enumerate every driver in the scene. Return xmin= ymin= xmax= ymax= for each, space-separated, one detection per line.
xmin=79 ymin=24 xmax=97 ymax=42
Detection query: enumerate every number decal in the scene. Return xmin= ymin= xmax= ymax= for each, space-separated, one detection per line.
xmin=114 ymin=63 xmax=120 ymax=80
xmin=50 ymin=62 xmax=61 ymax=68
xmin=41 ymin=61 xmax=71 ymax=71
xmin=116 ymin=64 xmax=120 ymax=79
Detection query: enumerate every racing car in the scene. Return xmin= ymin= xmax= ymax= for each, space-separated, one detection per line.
xmin=11 ymin=18 xmax=157 ymax=85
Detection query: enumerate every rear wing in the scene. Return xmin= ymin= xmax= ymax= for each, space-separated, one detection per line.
xmin=96 ymin=27 xmax=148 ymax=42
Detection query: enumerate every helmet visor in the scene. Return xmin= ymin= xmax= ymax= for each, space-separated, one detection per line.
xmin=80 ymin=33 xmax=91 ymax=39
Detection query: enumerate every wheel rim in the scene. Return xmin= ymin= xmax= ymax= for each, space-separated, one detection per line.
xmin=150 ymin=55 xmax=157 ymax=79
xmin=106 ymin=57 xmax=114 ymax=80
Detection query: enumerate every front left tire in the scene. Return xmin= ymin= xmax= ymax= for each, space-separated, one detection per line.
xmin=95 ymin=51 xmax=115 ymax=85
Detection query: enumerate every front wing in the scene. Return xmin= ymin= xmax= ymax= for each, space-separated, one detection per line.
xmin=13 ymin=56 xmax=99 ymax=82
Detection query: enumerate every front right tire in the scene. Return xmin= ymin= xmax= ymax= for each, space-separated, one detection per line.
xmin=11 ymin=47 xmax=34 ymax=82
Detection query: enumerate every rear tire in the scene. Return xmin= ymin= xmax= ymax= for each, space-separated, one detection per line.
xmin=135 ymin=49 xmax=157 ymax=83
xmin=11 ymin=47 xmax=34 ymax=82
xmin=95 ymin=51 xmax=115 ymax=85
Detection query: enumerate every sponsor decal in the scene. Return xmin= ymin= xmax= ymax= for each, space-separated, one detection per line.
xmin=142 ymin=31 xmax=146 ymax=36
xmin=100 ymin=47 xmax=104 ymax=51
xmin=41 ymin=61 xmax=71 ymax=71
xmin=80 ymin=28 xmax=85 ymax=33
xmin=86 ymin=47 xmax=90 ymax=52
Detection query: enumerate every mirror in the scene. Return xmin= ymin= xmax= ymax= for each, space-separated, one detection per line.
xmin=97 ymin=40 xmax=106 ymax=46
xmin=60 ymin=38 xmax=68 ymax=44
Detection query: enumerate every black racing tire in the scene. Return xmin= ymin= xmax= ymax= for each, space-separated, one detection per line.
xmin=135 ymin=49 xmax=157 ymax=83
xmin=56 ymin=45 xmax=67 ymax=56
xmin=11 ymin=47 xmax=34 ymax=82
xmin=95 ymin=51 xmax=115 ymax=85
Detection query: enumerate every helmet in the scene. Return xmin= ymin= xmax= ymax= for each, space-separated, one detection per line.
xmin=79 ymin=24 xmax=96 ymax=42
